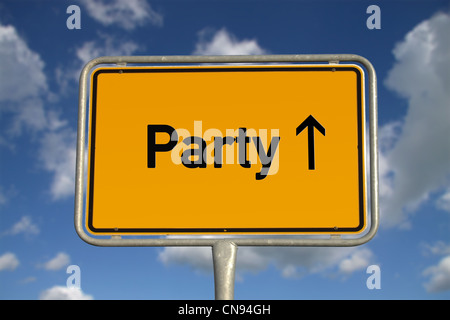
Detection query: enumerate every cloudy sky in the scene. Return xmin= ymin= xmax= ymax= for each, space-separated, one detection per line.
xmin=1 ymin=0 xmax=449 ymax=300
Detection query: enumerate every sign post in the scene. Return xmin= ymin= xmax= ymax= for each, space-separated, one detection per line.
xmin=213 ymin=240 xmax=238 ymax=300
xmin=75 ymin=54 xmax=378 ymax=299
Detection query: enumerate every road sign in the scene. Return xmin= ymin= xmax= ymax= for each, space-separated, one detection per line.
xmin=84 ymin=63 xmax=367 ymax=235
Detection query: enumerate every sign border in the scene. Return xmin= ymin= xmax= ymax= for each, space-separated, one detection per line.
xmin=75 ymin=54 xmax=379 ymax=247
xmin=87 ymin=65 xmax=366 ymax=235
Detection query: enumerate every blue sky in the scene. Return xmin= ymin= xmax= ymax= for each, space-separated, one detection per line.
xmin=0 ymin=0 xmax=449 ymax=300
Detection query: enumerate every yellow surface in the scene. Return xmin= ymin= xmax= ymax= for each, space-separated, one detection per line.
xmin=86 ymin=65 xmax=366 ymax=234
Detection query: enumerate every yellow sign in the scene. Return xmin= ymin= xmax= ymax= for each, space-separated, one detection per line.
xmin=86 ymin=65 xmax=366 ymax=235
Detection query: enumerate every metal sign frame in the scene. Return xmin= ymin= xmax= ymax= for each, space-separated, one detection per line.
xmin=75 ymin=54 xmax=378 ymax=248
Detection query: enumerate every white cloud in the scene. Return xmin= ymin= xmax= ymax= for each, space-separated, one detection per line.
xmin=158 ymin=246 xmax=213 ymax=273
xmin=0 ymin=23 xmax=77 ymax=201
xmin=436 ymin=188 xmax=450 ymax=212
xmin=381 ymin=12 xmax=450 ymax=228
xmin=421 ymin=242 xmax=450 ymax=293
xmin=338 ymin=248 xmax=373 ymax=274
xmin=240 ymin=247 xmax=373 ymax=279
xmin=423 ymin=255 xmax=450 ymax=293
xmin=39 ymin=128 xmax=77 ymax=200
xmin=422 ymin=241 xmax=450 ymax=256
xmin=0 ymin=24 xmax=48 ymax=135
xmin=43 ymin=252 xmax=70 ymax=271
xmin=0 ymin=252 xmax=19 ymax=271
xmin=193 ymin=28 xmax=267 ymax=55
xmin=8 ymin=98 xmax=47 ymax=136
xmin=9 ymin=216 xmax=40 ymax=236
xmin=80 ymin=0 xmax=163 ymax=30
xmin=158 ymin=245 xmax=374 ymax=279
xmin=39 ymin=285 xmax=93 ymax=300
xmin=0 ymin=24 xmax=47 ymax=102
xmin=378 ymin=122 xmax=401 ymax=201
xmin=76 ymin=34 xmax=140 ymax=66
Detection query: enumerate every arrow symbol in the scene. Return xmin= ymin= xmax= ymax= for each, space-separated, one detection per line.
xmin=296 ymin=115 xmax=326 ymax=170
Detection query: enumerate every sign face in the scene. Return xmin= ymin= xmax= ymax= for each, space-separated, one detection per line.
xmin=86 ymin=65 xmax=366 ymax=235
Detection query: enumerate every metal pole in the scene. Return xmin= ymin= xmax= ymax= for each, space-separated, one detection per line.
xmin=212 ymin=240 xmax=238 ymax=300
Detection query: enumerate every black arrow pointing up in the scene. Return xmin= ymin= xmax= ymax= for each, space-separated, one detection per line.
xmin=296 ymin=115 xmax=326 ymax=170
